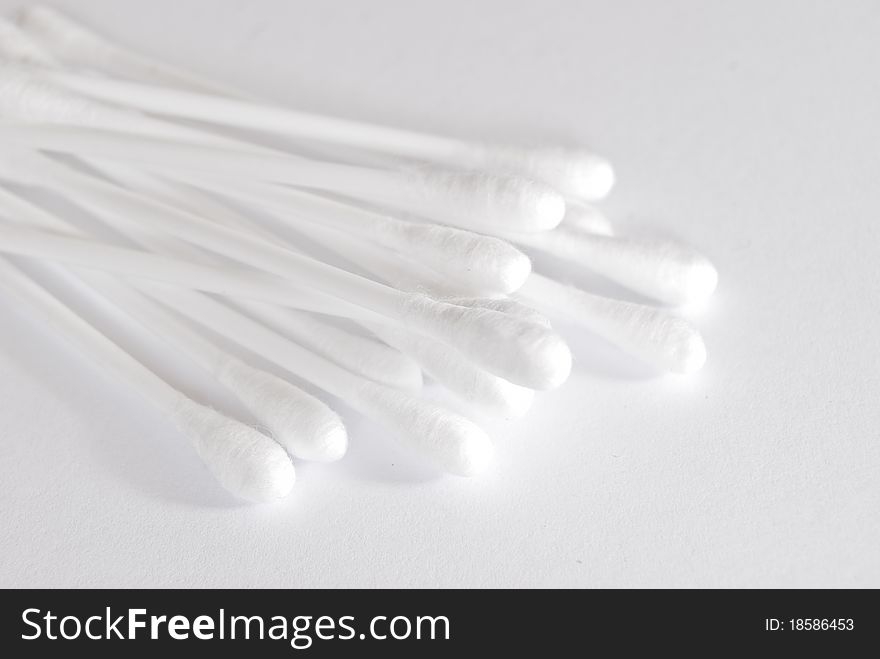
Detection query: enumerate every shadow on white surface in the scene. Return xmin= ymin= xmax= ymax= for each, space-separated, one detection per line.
xmin=321 ymin=402 xmax=448 ymax=485
xmin=0 ymin=303 xmax=245 ymax=509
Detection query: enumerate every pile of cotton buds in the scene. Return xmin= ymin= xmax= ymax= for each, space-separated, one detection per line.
xmin=0 ymin=7 xmax=717 ymax=503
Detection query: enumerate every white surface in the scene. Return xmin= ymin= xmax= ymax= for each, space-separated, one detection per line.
xmin=1 ymin=0 xmax=879 ymax=588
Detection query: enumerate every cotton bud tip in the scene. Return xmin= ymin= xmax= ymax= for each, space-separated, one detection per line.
xmin=562 ymin=201 xmax=614 ymax=236
xmin=175 ymin=402 xmax=295 ymax=503
xmin=477 ymin=145 xmax=615 ymax=202
xmin=400 ymin=295 xmax=572 ymax=390
xmin=567 ymin=152 xmax=615 ymax=201
xmin=675 ymin=329 xmax=708 ymax=374
xmin=411 ymin=167 xmax=566 ymax=233
xmin=217 ymin=360 xmax=348 ymax=462
xmin=354 ymin=383 xmax=494 ymax=476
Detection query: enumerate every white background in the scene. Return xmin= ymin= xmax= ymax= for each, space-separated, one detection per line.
xmin=1 ymin=0 xmax=878 ymax=588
